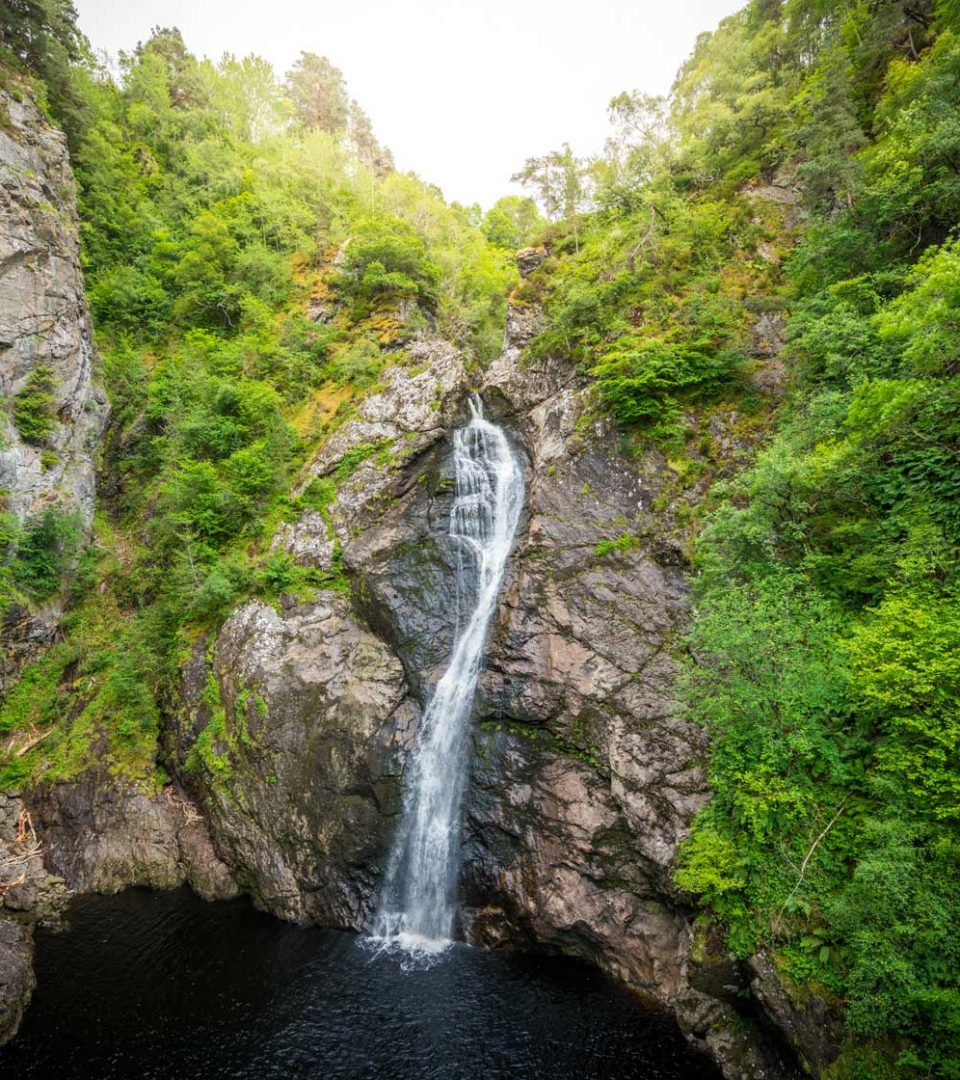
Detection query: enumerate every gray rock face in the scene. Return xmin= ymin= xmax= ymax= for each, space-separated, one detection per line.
xmin=516 ymin=247 xmax=547 ymax=277
xmin=0 ymin=84 xmax=106 ymax=526
xmin=171 ymin=312 xmax=794 ymax=1075
xmin=270 ymin=510 xmax=336 ymax=570
xmin=0 ymin=778 xmax=235 ymax=1046
xmin=0 ymin=82 xmax=107 ymax=689
xmin=0 ymin=919 xmax=32 ymax=1046
xmin=749 ymin=952 xmax=844 ymax=1074
xmin=293 ymin=334 xmax=470 ymax=553
xmin=171 ymin=597 xmax=413 ymax=926
xmin=0 ymin=792 xmax=68 ymax=1046
xmin=26 ymin=776 xmax=238 ymax=901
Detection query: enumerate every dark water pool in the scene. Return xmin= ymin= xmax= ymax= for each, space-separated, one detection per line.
xmin=0 ymin=887 xmax=718 ymax=1079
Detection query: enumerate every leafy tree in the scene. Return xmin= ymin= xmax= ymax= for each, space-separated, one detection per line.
xmin=348 ymin=99 xmax=394 ymax=177
xmin=129 ymin=27 xmax=207 ymax=110
xmin=11 ymin=509 xmax=84 ymax=601
xmin=481 ymin=196 xmax=544 ymax=250
xmin=284 ymin=51 xmax=349 ymax=133
xmin=512 ymin=143 xmax=590 ymax=248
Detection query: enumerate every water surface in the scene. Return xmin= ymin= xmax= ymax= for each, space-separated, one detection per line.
xmin=0 ymin=887 xmax=718 ymax=1079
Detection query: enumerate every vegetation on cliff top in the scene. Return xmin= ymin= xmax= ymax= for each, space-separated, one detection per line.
xmin=0 ymin=20 xmax=522 ymax=789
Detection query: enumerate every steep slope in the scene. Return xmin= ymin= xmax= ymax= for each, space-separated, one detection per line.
xmin=0 ymin=80 xmax=107 ymax=688
xmin=3 ymin=5 xmax=960 ymax=1077
xmin=164 ymin=262 xmax=794 ymax=1073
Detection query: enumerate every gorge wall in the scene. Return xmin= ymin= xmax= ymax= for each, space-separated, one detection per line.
xmin=0 ymin=80 xmax=239 ymax=1043
xmin=161 ymin=292 xmax=802 ymax=1075
xmin=0 ymin=82 xmax=107 ymax=690
xmin=0 ymin=80 xmax=812 ymax=1080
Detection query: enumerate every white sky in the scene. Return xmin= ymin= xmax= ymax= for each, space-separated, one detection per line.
xmin=72 ymin=0 xmax=743 ymax=209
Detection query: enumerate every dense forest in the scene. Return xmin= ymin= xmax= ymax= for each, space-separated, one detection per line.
xmin=3 ymin=0 xmax=960 ymax=1076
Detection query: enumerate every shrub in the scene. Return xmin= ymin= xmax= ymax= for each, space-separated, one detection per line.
xmin=11 ymin=508 xmax=84 ymax=602
xmin=12 ymin=365 xmax=57 ymax=444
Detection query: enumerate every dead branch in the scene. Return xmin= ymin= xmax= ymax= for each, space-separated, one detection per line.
xmin=773 ymin=796 xmax=849 ymax=935
xmin=0 ymin=874 xmax=26 ymax=893
xmin=16 ymin=810 xmax=36 ymax=845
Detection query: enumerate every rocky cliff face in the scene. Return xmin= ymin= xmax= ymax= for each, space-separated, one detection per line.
xmin=0 ymin=778 xmax=237 ymax=1046
xmin=0 ymin=81 xmax=108 ymax=688
xmin=0 ymin=81 xmax=238 ymax=1047
xmin=166 ymin=336 xmax=473 ymax=926
xmin=0 ymin=793 xmax=66 ymax=1045
xmin=0 ymin=88 xmax=816 ymax=1075
xmin=165 ymin=299 xmax=797 ymax=1076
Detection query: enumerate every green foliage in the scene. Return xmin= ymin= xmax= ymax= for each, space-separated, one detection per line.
xmin=598 ymin=4 xmax=960 ymax=1075
xmin=0 ymin=0 xmax=88 ymax=142
xmin=594 ymin=532 xmax=639 ymax=557
xmin=481 ymin=196 xmax=544 ymax=250
xmin=334 ymin=440 xmax=385 ymax=481
xmin=829 ymin=813 xmax=960 ymax=1076
xmin=10 ymin=508 xmax=83 ymax=602
xmin=846 ymin=589 xmax=960 ymax=822
xmin=12 ymin=364 xmax=57 ymax=444
xmin=284 ymin=51 xmax=348 ymax=134
xmin=0 ymin=26 xmax=509 ymax=797
xmin=523 ymin=190 xmax=765 ymax=434
xmin=337 ymin=216 xmax=440 ymax=316
xmin=0 ymin=532 xmax=163 ymax=791
xmin=590 ymin=337 xmax=741 ymax=427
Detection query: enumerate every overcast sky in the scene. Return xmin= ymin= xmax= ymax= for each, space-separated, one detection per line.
xmin=72 ymin=0 xmax=743 ymax=209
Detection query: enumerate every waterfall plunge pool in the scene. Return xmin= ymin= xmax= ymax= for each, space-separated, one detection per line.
xmin=1 ymin=886 xmax=720 ymax=1079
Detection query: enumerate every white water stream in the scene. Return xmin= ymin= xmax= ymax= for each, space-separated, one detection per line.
xmin=370 ymin=395 xmax=524 ymax=957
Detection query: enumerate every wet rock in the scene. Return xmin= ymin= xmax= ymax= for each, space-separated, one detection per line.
xmin=25 ymin=776 xmax=238 ymax=900
xmin=171 ymin=596 xmax=413 ymax=927
xmin=343 ymin=441 xmax=465 ymax=689
xmin=0 ymin=792 xmax=69 ymax=921
xmin=0 ymin=792 xmax=69 ymax=1046
xmin=0 ymin=919 xmax=33 ymax=1046
xmin=168 ymin=304 xmax=795 ymax=1076
xmin=749 ymin=952 xmax=844 ymax=1074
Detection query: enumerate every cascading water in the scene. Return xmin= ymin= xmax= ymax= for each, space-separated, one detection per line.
xmin=370 ymin=394 xmax=524 ymax=957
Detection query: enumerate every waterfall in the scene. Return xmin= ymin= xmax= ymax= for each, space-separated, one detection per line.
xmin=370 ymin=394 xmax=524 ymax=956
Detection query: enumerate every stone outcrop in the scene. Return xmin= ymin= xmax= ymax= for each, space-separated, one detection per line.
xmin=170 ymin=596 xmax=413 ymax=926
xmin=0 ymin=81 xmax=807 ymax=1076
xmin=0 ymin=777 xmax=235 ymax=1046
xmin=0 ymin=793 xmax=68 ymax=1046
xmin=25 ymin=776 xmax=238 ymax=900
xmin=0 ymin=918 xmax=32 ymax=1046
xmin=516 ymin=246 xmax=547 ymax=277
xmin=300 ymin=333 xmax=469 ymax=547
xmin=0 ymin=769 xmax=238 ymax=1048
xmin=0 ymin=80 xmax=107 ymax=689
xmin=167 ymin=299 xmax=795 ymax=1076
xmin=749 ymin=953 xmax=845 ymax=1076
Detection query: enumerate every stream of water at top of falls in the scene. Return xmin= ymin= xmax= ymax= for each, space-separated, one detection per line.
xmin=369 ymin=394 xmax=524 ymax=958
